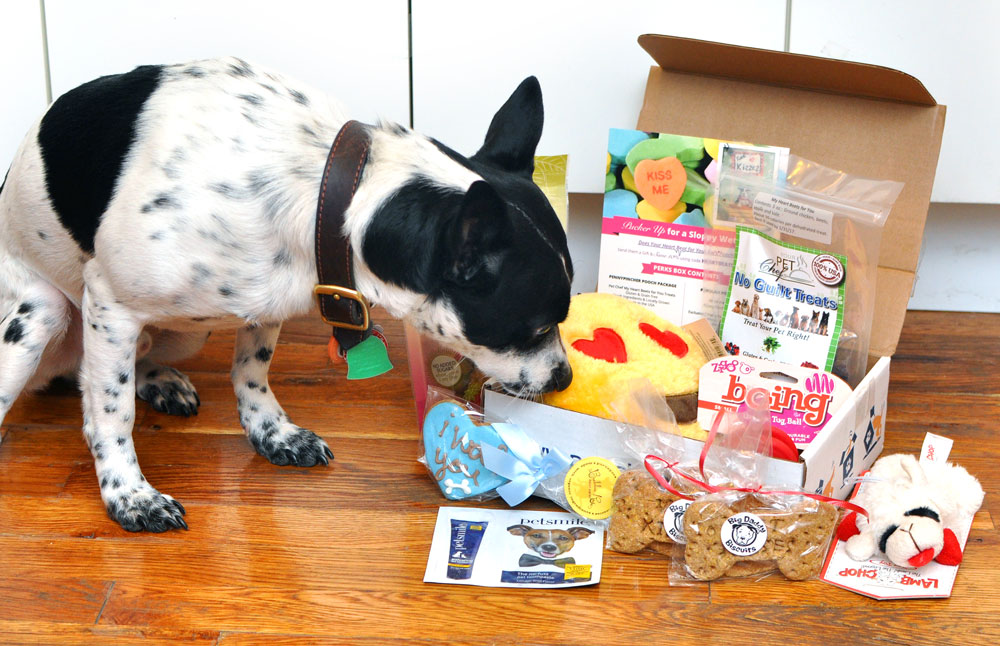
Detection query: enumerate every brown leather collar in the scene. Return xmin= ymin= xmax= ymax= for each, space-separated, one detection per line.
xmin=313 ymin=120 xmax=372 ymax=352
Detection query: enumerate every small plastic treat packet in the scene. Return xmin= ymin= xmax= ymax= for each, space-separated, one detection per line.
xmin=421 ymin=386 xmax=575 ymax=505
xmin=600 ymin=380 xmax=706 ymax=552
xmin=666 ymin=406 xmax=841 ymax=584
xmin=420 ymin=387 xmax=504 ymax=502
xmin=704 ymin=153 xmax=904 ymax=387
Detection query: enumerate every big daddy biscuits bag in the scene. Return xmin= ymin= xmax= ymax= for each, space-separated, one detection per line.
xmin=704 ymin=153 xmax=903 ymax=387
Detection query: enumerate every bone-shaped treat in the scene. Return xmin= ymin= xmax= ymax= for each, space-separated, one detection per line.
xmin=682 ymin=494 xmax=838 ymax=581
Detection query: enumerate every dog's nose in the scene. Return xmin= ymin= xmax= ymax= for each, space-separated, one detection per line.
xmin=552 ymin=363 xmax=572 ymax=392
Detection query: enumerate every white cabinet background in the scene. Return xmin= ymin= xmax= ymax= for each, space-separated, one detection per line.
xmin=1 ymin=1 xmax=48 ymax=172
xmin=2 ymin=0 xmax=997 ymax=311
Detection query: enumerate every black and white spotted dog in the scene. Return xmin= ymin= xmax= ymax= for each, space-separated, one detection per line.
xmin=0 ymin=58 xmax=573 ymax=532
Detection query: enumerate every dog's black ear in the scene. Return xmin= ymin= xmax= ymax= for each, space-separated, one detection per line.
xmin=445 ymin=180 xmax=510 ymax=286
xmin=472 ymin=76 xmax=543 ymax=177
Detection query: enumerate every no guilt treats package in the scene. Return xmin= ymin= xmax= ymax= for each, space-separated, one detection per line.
xmin=707 ymin=155 xmax=904 ymax=387
xmin=719 ymin=227 xmax=846 ymax=372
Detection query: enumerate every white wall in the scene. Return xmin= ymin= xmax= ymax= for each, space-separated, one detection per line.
xmin=0 ymin=0 xmax=48 ymax=171
xmin=43 ymin=0 xmax=411 ymax=125
xmin=411 ymin=0 xmax=787 ymax=194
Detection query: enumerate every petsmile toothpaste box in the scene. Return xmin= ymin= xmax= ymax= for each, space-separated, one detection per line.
xmin=424 ymin=507 xmax=603 ymax=588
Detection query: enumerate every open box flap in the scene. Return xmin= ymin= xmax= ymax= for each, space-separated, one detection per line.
xmin=638 ymin=34 xmax=937 ymax=105
xmin=636 ymin=34 xmax=946 ymax=358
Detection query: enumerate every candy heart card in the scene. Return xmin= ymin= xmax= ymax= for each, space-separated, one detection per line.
xmin=598 ymin=128 xmax=788 ymax=326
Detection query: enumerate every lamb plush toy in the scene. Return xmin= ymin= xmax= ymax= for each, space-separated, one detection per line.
xmin=838 ymin=453 xmax=984 ymax=568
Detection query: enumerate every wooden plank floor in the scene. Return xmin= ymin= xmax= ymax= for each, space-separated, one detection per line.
xmin=1 ymin=310 xmax=997 ymax=645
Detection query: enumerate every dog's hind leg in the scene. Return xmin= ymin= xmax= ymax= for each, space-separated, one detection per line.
xmin=79 ymin=265 xmax=186 ymax=532
xmin=231 ymin=322 xmax=333 ymax=466
xmin=0 ymin=270 xmax=73 ymax=435
xmin=135 ymin=329 xmax=209 ymax=417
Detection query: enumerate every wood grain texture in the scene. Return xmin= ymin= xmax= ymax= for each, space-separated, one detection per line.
xmin=1 ymin=310 xmax=998 ymax=644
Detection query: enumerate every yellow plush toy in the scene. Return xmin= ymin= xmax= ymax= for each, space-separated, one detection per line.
xmin=543 ymin=293 xmax=707 ymax=439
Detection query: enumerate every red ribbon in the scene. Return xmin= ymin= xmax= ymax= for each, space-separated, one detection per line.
xmin=643 ymin=410 xmax=869 ymax=518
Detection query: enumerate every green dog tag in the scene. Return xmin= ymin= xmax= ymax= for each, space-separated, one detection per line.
xmin=346 ymin=334 xmax=393 ymax=380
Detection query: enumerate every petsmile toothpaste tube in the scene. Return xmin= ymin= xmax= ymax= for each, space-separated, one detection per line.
xmin=446 ymin=519 xmax=488 ymax=580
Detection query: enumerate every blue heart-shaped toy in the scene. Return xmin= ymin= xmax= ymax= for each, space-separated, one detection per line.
xmin=422 ymin=401 xmax=508 ymax=500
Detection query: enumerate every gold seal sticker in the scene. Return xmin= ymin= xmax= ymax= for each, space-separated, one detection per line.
xmin=563 ymin=457 xmax=621 ymax=520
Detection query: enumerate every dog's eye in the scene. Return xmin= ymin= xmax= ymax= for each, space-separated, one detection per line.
xmin=530 ymin=533 xmax=544 ymax=539
xmin=556 ymin=535 xmax=569 ymax=541
xmin=534 ymin=326 xmax=552 ymax=337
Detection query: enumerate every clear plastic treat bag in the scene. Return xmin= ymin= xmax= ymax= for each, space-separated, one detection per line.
xmin=704 ymin=154 xmax=904 ymax=387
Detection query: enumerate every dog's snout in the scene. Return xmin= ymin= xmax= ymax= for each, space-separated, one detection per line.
xmin=553 ymin=362 xmax=572 ymax=392
xmin=538 ymin=362 xmax=572 ymax=394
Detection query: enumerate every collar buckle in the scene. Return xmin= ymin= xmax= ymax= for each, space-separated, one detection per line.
xmin=313 ymin=284 xmax=370 ymax=331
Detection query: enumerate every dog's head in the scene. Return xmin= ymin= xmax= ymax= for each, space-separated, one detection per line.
xmin=357 ymin=77 xmax=573 ymax=394
xmin=507 ymin=524 xmax=594 ymax=558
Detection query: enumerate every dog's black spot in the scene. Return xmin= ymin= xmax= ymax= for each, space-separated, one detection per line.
xmin=249 ymin=403 xmax=259 ymax=412
xmin=255 ymin=347 xmax=272 ymax=362
xmin=260 ymin=385 xmax=267 ymax=394
xmin=38 ymin=65 xmax=163 ymax=253
xmin=3 ymin=318 xmax=25 ymax=344
xmin=259 ymin=82 xmax=278 ymax=95
xmin=100 ymin=476 xmax=109 ymax=489
xmin=117 ymin=436 xmax=127 ymax=446
xmin=141 ymin=192 xmax=181 ymax=213
xmin=209 ymin=182 xmax=238 ymax=198
xmin=37 ymin=230 xmax=48 ymax=240
xmin=96 ymin=450 xmax=106 ymax=461
xmin=128 ymin=456 xmax=137 ymax=465
xmin=289 ymin=89 xmax=309 ymax=106
xmin=17 ymin=303 xmax=33 ymax=315
xmin=246 ymin=381 xmax=260 ymax=390
xmin=228 ymin=58 xmax=255 ymax=78
xmin=104 ymin=404 xmax=117 ymax=414
xmin=150 ymin=231 xmax=164 ymax=241
xmin=242 ymin=111 xmax=260 ymax=126
xmin=300 ymin=123 xmax=317 ymax=139
xmin=192 ymin=262 xmax=213 ymax=285
xmin=238 ymin=93 xmax=263 ymax=106
xmin=218 ymin=285 xmax=234 ymax=297
xmin=184 ymin=66 xmax=205 ymax=77
xmin=272 ymin=249 xmax=292 ymax=266
xmin=112 ymin=478 xmax=122 ymax=489
xmin=89 ymin=322 xmax=98 ymax=331
xmin=437 ymin=325 xmax=444 ymax=336
xmin=104 ymin=386 xmax=120 ymax=398
xmin=118 ymin=372 xmax=129 ymax=384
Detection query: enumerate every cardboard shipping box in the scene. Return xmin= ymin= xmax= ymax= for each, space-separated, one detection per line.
xmin=484 ymin=35 xmax=946 ymax=501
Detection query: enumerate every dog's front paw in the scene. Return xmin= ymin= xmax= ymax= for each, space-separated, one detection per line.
xmin=137 ymin=366 xmax=200 ymax=417
xmin=105 ymin=483 xmax=188 ymax=532
xmin=249 ymin=420 xmax=334 ymax=467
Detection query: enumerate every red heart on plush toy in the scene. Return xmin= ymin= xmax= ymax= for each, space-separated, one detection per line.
xmin=638 ymin=322 xmax=689 ymax=357
xmin=572 ymin=328 xmax=628 ymax=363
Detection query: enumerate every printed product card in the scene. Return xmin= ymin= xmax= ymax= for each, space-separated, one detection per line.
xmin=719 ymin=227 xmax=845 ymax=372
xmin=598 ymin=128 xmax=787 ymax=325
xmin=424 ymin=507 xmax=603 ymax=588
xmin=697 ymin=356 xmax=852 ymax=447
